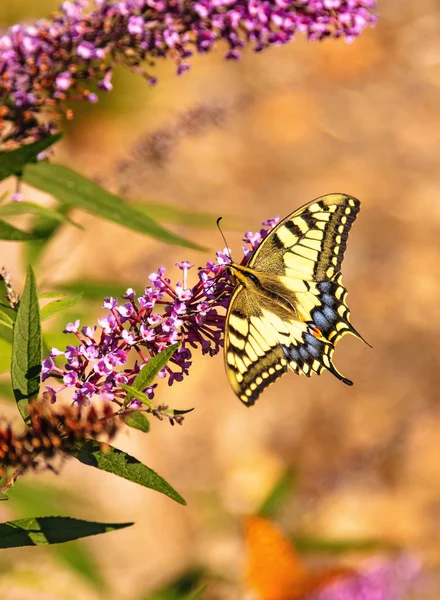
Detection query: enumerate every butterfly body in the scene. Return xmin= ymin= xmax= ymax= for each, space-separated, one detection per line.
xmin=224 ymin=193 xmax=364 ymax=406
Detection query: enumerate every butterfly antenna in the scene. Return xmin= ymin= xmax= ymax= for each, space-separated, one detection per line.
xmin=216 ymin=217 xmax=232 ymax=263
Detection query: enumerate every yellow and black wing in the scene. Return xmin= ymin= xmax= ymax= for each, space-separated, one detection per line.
xmin=224 ymin=193 xmax=363 ymax=405
xmin=248 ymin=193 xmax=360 ymax=280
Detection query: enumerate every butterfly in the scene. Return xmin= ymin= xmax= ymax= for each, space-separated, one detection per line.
xmin=244 ymin=516 xmax=356 ymax=600
xmin=224 ymin=193 xmax=366 ymax=405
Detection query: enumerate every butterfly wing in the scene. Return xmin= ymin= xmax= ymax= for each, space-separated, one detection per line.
xmin=249 ymin=193 xmax=362 ymax=350
xmin=224 ymin=193 xmax=362 ymax=405
xmin=248 ymin=193 xmax=360 ymax=280
xmin=224 ymin=281 xmax=349 ymax=405
xmin=225 ymin=285 xmax=289 ymax=405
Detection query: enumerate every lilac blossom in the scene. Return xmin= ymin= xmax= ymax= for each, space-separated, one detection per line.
xmin=0 ymin=0 xmax=377 ymax=145
xmin=42 ymin=218 xmax=278 ymax=410
xmin=308 ymin=555 xmax=421 ymax=600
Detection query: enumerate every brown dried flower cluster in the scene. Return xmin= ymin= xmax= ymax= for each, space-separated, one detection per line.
xmin=0 ymin=402 xmax=119 ymax=480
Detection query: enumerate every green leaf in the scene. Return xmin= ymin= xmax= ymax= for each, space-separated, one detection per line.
xmin=119 ymin=384 xmax=153 ymax=408
xmin=23 ymin=162 xmax=204 ymax=250
xmin=143 ymin=569 xmax=206 ymax=600
xmin=59 ymin=280 xmax=129 ymax=301
xmin=67 ymin=439 xmax=186 ymax=505
xmin=0 ymin=493 xmax=8 ymax=501
xmin=25 ymin=206 xmax=71 ymax=267
xmin=258 ymin=469 xmax=298 ymax=519
xmin=124 ymin=342 xmax=180 ymax=404
xmin=0 ymin=308 xmax=13 ymax=329
xmin=55 ymin=542 xmax=107 ymax=590
xmin=11 ymin=265 xmax=42 ymax=422
xmin=293 ymin=536 xmax=397 ymax=555
xmin=0 ymin=201 xmax=80 ymax=227
xmin=0 ymin=516 xmax=132 ymax=549
xmin=0 ymin=219 xmax=46 ymax=241
xmin=8 ymin=480 xmax=106 ymax=589
xmin=40 ymin=293 xmax=83 ymax=322
xmin=135 ymin=202 xmax=242 ymax=230
xmin=0 ymin=300 xmax=16 ymax=325
xmin=122 ymin=412 xmax=150 ymax=433
xmin=39 ymin=291 xmax=66 ymax=299
xmin=0 ymin=321 xmax=13 ymax=343
xmin=0 ymin=339 xmax=12 ymax=374
xmin=186 ymin=585 xmax=207 ymax=600
xmin=0 ymin=134 xmax=62 ymax=182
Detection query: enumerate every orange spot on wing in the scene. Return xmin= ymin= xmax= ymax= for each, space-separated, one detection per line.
xmin=309 ymin=325 xmax=323 ymax=338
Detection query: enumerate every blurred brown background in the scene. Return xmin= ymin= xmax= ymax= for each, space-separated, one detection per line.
xmin=1 ymin=0 xmax=440 ymax=598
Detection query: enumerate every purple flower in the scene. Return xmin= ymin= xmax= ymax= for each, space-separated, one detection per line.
xmin=121 ymin=330 xmax=136 ymax=345
xmin=42 ymin=386 xmax=57 ymax=403
xmin=140 ymin=325 xmax=156 ymax=341
xmin=97 ymin=314 xmax=117 ymax=334
xmin=0 ymin=0 xmax=376 ymax=145
xmin=50 ymin=347 xmax=64 ymax=358
xmin=93 ymin=359 xmax=113 ymax=376
xmin=103 ymin=297 xmax=117 ymax=309
xmin=77 ymin=41 xmax=95 ymax=59
xmin=63 ymin=371 xmax=78 ymax=386
xmin=307 ymin=555 xmax=421 ymax=600
xmin=64 ymin=319 xmax=80 ymax=333
xmin=41 ymin=358 xmax=54 ymax=381
xmin=99 ymin=383 xmax=115 ymax=402
xmin=80 ymin=344 xmax=99 ymax=361
xmin=55 ymin=71 xmax=72 ymax=90
xmin=39 ymin=217 xmax=284 ymax=416
xmin=80 ymin=381 xmax=97 ymax=397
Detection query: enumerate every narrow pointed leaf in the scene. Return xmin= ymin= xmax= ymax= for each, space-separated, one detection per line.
xmin=0 ymin=134 xmax=62 ymax=182
xmin=11 ymin=265 xmax=42 ymax=422
xmin=67 ymin=439 xmax=186 ymax=505
xmin=25 ymin=206 xmax=71 ymax=267
xmin=293 ymin=536 xmax=397 ymax=554
xmin=23 ymin=162 xmax=204 ymax=250
xmin=0 ymin=516 xmax=132 ymax=549
xmin=8 ymin=481 xmax=106 ymax=589
xmin=119 ymin=384 xmax=153 ymax=408
xmin=124 ymin=342 xmax=179 ymax=403
xmin=187 ymin=585 xmax=208 ymax=600
xmin=40 ymin=293 xmax=83 ymax=322
xmin=0 ymin=308 xmax=13 ymax=329
xmin=59 ymin=280 xmax=129 ymax=301
xmin=0 ymin=201 xmax=80 ymax=227
xmin=0 ymin=219 xmax=46 ymax=241
xmin=258 ymin=469 xmax=298 ymax=518
xmin=122 ymin=412 xmax=150 ymax=433
xmin=39 ymin=291 xmax=66 ymax=299
xmin=135 ymin=202 xmax=242 ymax=230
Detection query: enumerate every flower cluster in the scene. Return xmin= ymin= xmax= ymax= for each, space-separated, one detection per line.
xmin=0 ymin=0 xmax=377 ymax=145
xmin=308 ymin=555 xmax=421 ymax=600
xmin=0 ymin=401 xmax=119 ymax=480
xmin=42 ymin=218 xmax=279 ymax=409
